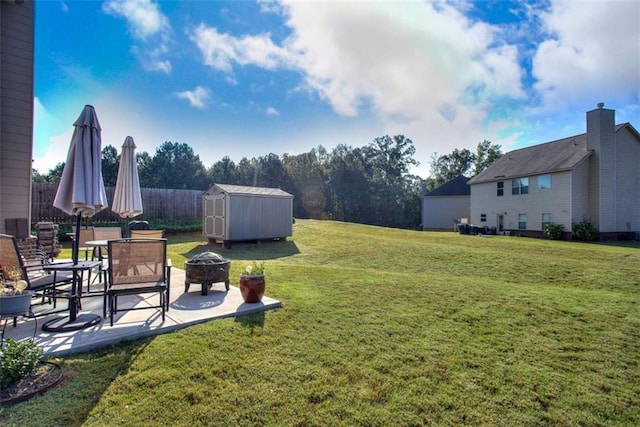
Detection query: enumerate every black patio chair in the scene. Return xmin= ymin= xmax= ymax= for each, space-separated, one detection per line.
xmin=0 ymin=234 xmax=74 ymax=317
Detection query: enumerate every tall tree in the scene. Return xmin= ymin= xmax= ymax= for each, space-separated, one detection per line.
xmin=363 ymin=135 xmax=419 ymax=228
xmin=101 ymin=145 xmax=119 ymax=186
xmin=235 ymin=157 xmax=259 ymax=187
xmin=34 ymin=162 xmax=65 ymax=184
xmin=136 ymin=151 xmax=154 ymax=188
xmin=327 ymin=144 xmax=370 ymax=223
xmin=255 ymin=153 xmax=290 ymax=190
xmin=207 ymin=156 xmax=238 ymax=187
xmin=429 ymin=140 xmax=503 ymax=190
xmin=148 ymin=141 xmax=208 ymax=189
xmin=429 ymin=148 xmax=475 ymax=188
xmin=474 ymin=140 xmax=503 ymax=175
xmin=282 ymin=148 xmax=327 ymax=219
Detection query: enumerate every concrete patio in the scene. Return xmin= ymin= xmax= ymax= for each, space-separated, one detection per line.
xmin=1 ymin=266 xmax=281 ymax=357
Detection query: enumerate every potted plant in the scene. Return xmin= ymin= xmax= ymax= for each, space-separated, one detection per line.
xmin=0 ymin=266 xmax=31 ymax=316
xmin=239 ymin=261 xmax=265 ymax=303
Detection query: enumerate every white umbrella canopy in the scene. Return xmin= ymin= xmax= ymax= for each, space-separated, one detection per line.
xmin=53 ymin=105 xmax=108 ymax=218
xmin=112 ymin=136 xmax=143 ymax=219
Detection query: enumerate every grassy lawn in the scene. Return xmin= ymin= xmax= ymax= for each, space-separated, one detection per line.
xmin=1 ymin=220 xmax=639 ymax=426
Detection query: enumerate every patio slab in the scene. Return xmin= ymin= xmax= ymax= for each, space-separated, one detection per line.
xmin=1 ymin=267 xmax=281 ymax=357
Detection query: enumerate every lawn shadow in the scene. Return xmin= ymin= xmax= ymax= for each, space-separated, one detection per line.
xmin=234 ymin=310 xmax=265 ymax=335
xmin=181 ymin=239 xmax=300 ymax=262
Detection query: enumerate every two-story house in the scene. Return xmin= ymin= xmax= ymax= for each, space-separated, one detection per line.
xmin=467 ymin=104 xmax=640 ymax=239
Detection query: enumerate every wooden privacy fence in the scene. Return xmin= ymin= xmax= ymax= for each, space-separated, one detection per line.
xmin=32 ymin=183 xmax=202 ymax=223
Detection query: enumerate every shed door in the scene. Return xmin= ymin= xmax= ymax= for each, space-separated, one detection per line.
xmin=211 ymin=195 xmax=226 ymax=239
xmin=204 ymin=197 xmax=215 ymax=236
xmin=204 ymin=195 xmax=225 ymax=239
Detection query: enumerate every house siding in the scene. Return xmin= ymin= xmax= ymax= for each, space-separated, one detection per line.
xmin=587 ymin=107 xmax=616 ymax=232
xmin=570 ymin=158 xmax=591 ymax=225
xmin=0 ymin=0 xmax=34 ymax=234
xmin=614 ymin=128 xmax=640 ymax=232
xmin=470 ymin=172 xmax=573 ymax=231
xmin=422 ymin=195 xmax=469 ymax=230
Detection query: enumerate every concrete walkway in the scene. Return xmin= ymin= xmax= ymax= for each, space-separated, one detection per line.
xmin=1 ymin=267 xmax=281 ymax=357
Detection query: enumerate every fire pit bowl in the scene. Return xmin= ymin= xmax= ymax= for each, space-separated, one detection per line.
xmin=185 ymin=252 xmax=230 ymax=295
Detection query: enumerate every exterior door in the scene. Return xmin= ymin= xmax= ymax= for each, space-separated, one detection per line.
xmin=213 ymin=195 xmax=225 ymax=239
xmin=204 ymin=195 xmax=225 ymax=239
xmin=497 ymin=214 xmax=504 ymax=233
xmin=204 ymin=197 xmax=215 ymax=236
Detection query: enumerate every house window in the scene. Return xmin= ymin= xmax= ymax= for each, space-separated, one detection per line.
xmin=480 ymin=214 xmax=487 ymax=222
xmin=512 ymin=178 xmax=529 ymax=195
xmin=538 ymin=174 xmax=551 ymax=189
xmin=497 ymin=181 xmax=504 ymax=197
xmin=518 ymin=214 xmax=527 ymax=230
xmin=542 ymin=213 xmax=552 ymax=230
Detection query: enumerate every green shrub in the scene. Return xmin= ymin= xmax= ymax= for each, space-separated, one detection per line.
xmin=544 ymin=223 xmax=565 ymax=240
xmin=572 ymin=219 xmax=599 ymax=241
xmin=0 ymin=338 xmax=43 ymax=390
xmin=43 ymin=219 xmax=202 ymax=241
xmin=149 ymin=219 xmax=202 ymax=233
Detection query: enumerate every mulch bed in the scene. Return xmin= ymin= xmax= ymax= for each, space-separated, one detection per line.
xmin=0 ymin=361 xmax=65 ymax=405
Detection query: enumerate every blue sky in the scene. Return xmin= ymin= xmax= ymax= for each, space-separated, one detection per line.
xmin=34 ymin=0 xmax=639 ymax=178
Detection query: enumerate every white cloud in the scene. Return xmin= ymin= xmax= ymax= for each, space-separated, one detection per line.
xmin=279 ymin=1 xmax=524 ymax=118
xmin=176 ymin=86 xmax=210 ymax=109
xmin=190 ymin=24 xmax=289 ymax=73
xmin=265 ymin=107 xmax=279 ymax=116
xmin=257 ymin=0 xmax=284 ymax=15
xmin=32 ymin=98 xmax=73 ymax=174
xmin=102 ymin=0 xmax=172 ymax=74
xmin=102 ymin=0 xmax=169 ymax=40
xmin=532 ymin=0 xmax=640 ymax=111
xmin=188 ymin=1 xmax=525 ymax=168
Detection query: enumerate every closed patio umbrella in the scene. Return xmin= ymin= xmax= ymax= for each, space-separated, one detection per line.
xmin=112 ymin=136 xmax=143 ymax=223
xmin=49 ymin=104 xmax=107 ymax=331
xmin=53 ymin=105 xmax=108 ymax=224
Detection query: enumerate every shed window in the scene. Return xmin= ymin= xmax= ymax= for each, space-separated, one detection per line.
xmin=538 ymin=174 xmax=551 ymax=189
xmin=518 ymin=214 xmax=527 ymax=230
xmin=497 ymin=181 xmax=504 ymax=197
xmin=512 ymin=178 xmax=529 ymax=195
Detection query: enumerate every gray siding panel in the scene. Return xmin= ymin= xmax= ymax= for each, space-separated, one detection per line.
xmin=422 ymin=196 xmax=469 ymax=230
xmin=615 ymin=129 xmax=640 ymax=231
xmin=570 ymin=159 xmax=591 ymax=224
xmin=203 ymin=184 xmax=294 ymax=241
xmin=471 ymin=172 xmax=573 ymax=231
xmin=1 ymin=0 xmax=34 ymax=234
xmin=227 ymin=195 xmax=292 ymax=240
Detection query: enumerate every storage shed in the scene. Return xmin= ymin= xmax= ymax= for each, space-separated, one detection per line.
xmin=203 ymin=184 xmax=293 ymax=247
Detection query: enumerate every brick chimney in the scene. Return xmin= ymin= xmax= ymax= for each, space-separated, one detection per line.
xmin=586 ymin=103 xmax=616 ymax=232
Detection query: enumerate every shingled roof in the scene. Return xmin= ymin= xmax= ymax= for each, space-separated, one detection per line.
xmin=212 ymin=184 xmax=292 ymax=197
xmin=467 ymin=123 xmax=630 ymax=185
xmin=425 ymin=175 xmax=470 ymax=196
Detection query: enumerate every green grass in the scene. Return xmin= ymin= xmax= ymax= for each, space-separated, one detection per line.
xmin=2 ymin=220 xmax=639 ymax=426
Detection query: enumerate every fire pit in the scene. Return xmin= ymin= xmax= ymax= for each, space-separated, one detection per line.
xmin=184 ymin=252 xmax=230 ymax=295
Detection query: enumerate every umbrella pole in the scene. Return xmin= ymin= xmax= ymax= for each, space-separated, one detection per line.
xmin=73 ymin=214 xmax=82 ymax=265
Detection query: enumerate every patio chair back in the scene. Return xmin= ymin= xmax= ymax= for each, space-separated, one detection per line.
xmin=130 ymin=229 xmax=164 ymax=239
xmin=106 ymin=238 xmax=171 ymax=326
xmin=0 ymin=234 xmax=72 ymax=293
xmin=71 ymin=226 xmax=95 ymax=260
xmin=93 ymin=227 xmax=122 ymax=240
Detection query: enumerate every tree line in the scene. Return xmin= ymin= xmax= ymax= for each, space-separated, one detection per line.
xmin=33 ymin=136 xmax=502 ymax=230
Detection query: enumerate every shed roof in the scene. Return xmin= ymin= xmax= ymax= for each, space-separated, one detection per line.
xmin=469 ymin=123 xmax=636 ymax=185
xmin=425 ymin=175 xmax=471 ymax=196
xmin=210 ymin=184 xmax=293 ymax=197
